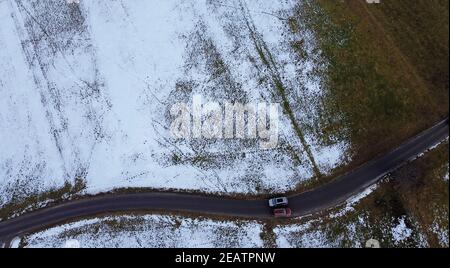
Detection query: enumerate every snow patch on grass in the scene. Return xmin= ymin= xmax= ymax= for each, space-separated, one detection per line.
xmin=330 ymin=183 xmax=379 ymax=218
xmin=274 ymin=221 xmax=335 ymax=248
xmin=443 ymin=164 xmax=449 ymax=182
xmin=431 ymin=220 xmax=449 ymax=247
xmin=391 ymin=216 xmax=413 ymax=245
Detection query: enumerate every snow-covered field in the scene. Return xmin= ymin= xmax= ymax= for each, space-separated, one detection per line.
xmin=0 ymin=0 xmax=348 ymax=207
xmin=23 ymin=215 xmax=264 ymax=248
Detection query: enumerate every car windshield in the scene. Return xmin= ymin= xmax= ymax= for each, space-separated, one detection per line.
xmin=277 ymin=198 xmax=284 ymax=203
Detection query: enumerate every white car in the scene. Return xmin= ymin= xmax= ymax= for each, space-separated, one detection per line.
xmin=268 ymin=197 xmax=289 ymax=208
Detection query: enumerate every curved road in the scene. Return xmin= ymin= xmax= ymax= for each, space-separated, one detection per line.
xmin=0 ymin=118 xmax=448 ymax=242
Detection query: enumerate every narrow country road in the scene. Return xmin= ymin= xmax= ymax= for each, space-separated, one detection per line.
xmin=0 ymin=118 xmax=448 ymax=243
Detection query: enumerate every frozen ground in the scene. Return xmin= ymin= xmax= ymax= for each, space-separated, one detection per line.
xmin=0 ymin=0 xmax=349 ymax=207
